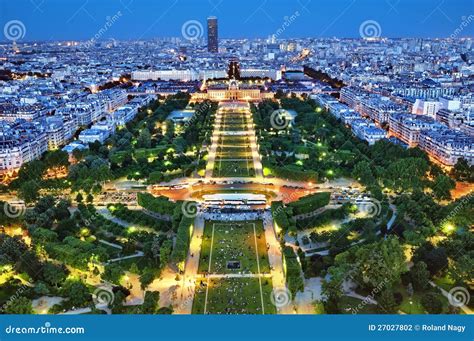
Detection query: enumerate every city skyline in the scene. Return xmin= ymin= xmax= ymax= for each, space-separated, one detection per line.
xmin=0 ymin=0 xmax=473 ymax=42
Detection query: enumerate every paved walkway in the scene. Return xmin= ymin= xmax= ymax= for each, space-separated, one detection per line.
xmin=262 ymin=211 xmax=292 ymax=314
xmin=429 ymin=281 xmax=473 ymax=314
xmin=106 ymin=251 xmax=144 ymax=264
xmin=174 ymin=214 xmax=205 ymax=314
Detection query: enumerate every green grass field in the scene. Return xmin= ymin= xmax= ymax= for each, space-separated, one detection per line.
xmin=216 ymin=150 xmax=252 ymax=158
xmin=219 ymin=136 xmax=250 ymax=145
xmin=198 ymin=221 xmax=270 ymax=274
xmin=213 ymin=160 xmax=255 ymax=177
xmin=192 ymin=277 xmax=276 ymax=314
xmin=193 ymin=220 xmax=275 ymax=314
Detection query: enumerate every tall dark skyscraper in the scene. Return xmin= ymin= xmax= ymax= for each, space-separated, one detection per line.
xmin=207 ymin=16 xmax=218 ymax=53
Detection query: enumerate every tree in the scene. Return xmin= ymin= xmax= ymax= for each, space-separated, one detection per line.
xmin=385 ymin=157 xmax=429 ymax=192
xmin=44 ymin=150 xmax=69 ymax=170
xmin=421 ymin=292 xmax=443 ymax=314
xmin=86 ymin=193 xmax=94 ymax=204
xmin=139 ymin=269 xmax=156 ymax=290
xmin=414 ymin=244 xmax=448 ymax=276
xmin=43 ymin=262 xmax=67 ymax=287
xmin=103 ymin=263 xmax=124 ymax=285
xmin=151 ymin=235 xmax=161 ymax=260
xmin=336 ymin=237 xmax=406 ymax=291
xmin=451 ymin=158 xmax=474 ymax=182
xmin=34 ymin=281 xmax=50 ymax=296
xmin=141 ymin=291 xmax=160 ymax=314
xmin=55 ymin=199 xmax=71 ymax=221
xmin=137 ymin=128 xmax=152 ymax=148
xmin=322 ymin=266 xmax=345 ymax=314
xmin=18 ymin=180 xmax=40 ymax=203
xmin=157 ymin=306 xmax=173 ymax=314
xmin=111 ymin=290 xmax=127 ymax=313
xmin=61 ymin=280 xmax=91 ymax=307
xmin=159 ymin=240 xmax=172 ymax=269
xmin=352 ymin=161 xmax=375 ymax=186
xmin=129 ymin=263 xmax=140 ymax=275
xmin=164 ymin=120 xmax=175 ymax=140
xmin=16 ymin=159 xmax=45 ymax=183
xmin=377 ymin=289 xmax=399 ymax=313
xmin=432 ymin=175 xmax=455 ymax=200
xmin=76 ymin=192 xmax=83 ymax=203
xmin=410 ymin=261 xmax=430 ymax=291
xmin=4 ymin=297 xmax=33 ymax=314
xmin=448 ymin=254 xmax=474 ymax=285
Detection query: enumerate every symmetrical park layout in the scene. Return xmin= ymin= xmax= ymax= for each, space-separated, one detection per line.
xmin=193 ymin=102 xmax=276 ymax=314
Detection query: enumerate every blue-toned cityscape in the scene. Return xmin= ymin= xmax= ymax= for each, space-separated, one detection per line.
xmin=0 ymin=0 xmax=472 ymax=323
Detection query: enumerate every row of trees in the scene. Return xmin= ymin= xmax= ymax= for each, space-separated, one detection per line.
xmin=282 ymin=246 xmax=304 ymax=296
xmin=137 ymin=193 xmax=176 ymax=216
xmin=108 ymin=203 xmax=172 ymax=232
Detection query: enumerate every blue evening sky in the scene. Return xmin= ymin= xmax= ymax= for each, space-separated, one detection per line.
xmin=0 ymin=0 xmax=473 ymax=42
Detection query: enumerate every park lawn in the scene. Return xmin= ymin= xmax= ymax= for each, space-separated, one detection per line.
xmin=339 ymin=296 xmax=378 ymax=314
xmin=217 ymin=145 xmax=251 ymax=154
xmin=112 ymin=256 xmax=155 ymax=273
xmin=220 ymin=136 xmax=250 ymax=145
xmin=134 ymin=146 xmax=170 ymax=159
xmin=198 ymin=221 xmax=270 ymax=274
xmin=213 ymin=160 xmax=255 ymax=177
xmin=433 ymin=276 xmax=455 ymax=292
xmin=216 ymin=151 xmax=252 ymax=159
xmin=222 ymin=121 xmax=247 ymax=131
xmin=398 ymin=292 xmax=426 ymax=314
xmin=395 ymin=283 xmax=453 ymax=314
xmin=192 ymin=277 xmax=276 ymax=314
